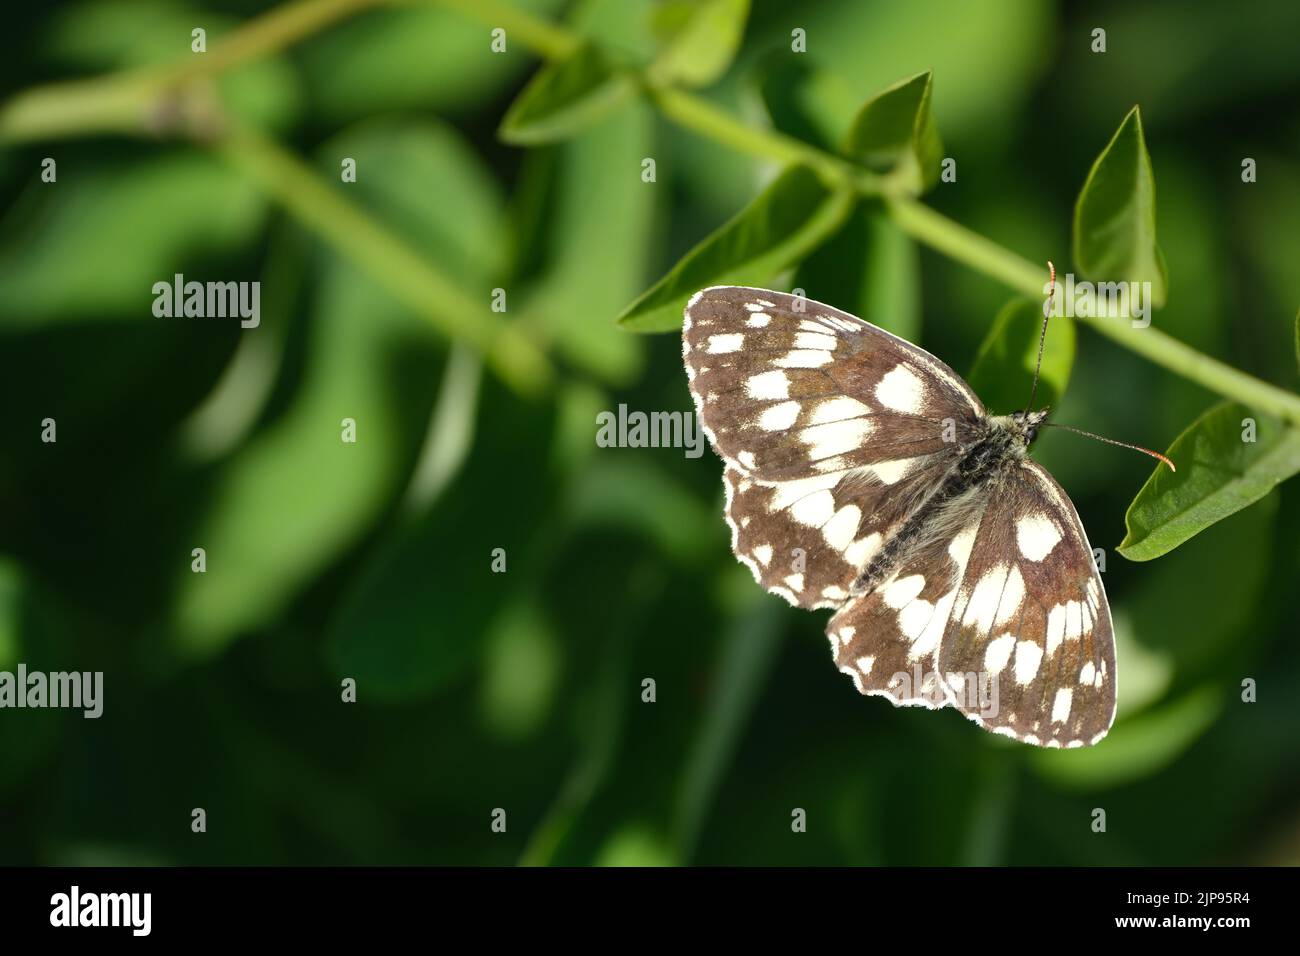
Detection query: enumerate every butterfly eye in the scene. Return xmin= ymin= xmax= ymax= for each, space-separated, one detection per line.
xmin=1025 ymin=427 xmax=1038 ymax=443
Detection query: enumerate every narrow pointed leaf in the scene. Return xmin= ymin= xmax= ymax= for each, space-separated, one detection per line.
xmin=499 ymin=43 xmax=636 ymax=145
xmin=617 ymin=165 xmax=855 ymax=332
xmin=968 ymin=298 xmax=1075 ymax=414
xmin=1119 ymin=401 xmax=1300 ymax=561
xmin=648 ymin=0 xmax=750 ymax=88
xmin=842 ymin=70 xmax=942 ymax=194
xmin=1073 ymin=106 xmax=1167 ymax=307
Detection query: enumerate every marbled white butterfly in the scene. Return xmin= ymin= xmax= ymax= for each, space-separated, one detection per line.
xmin=682 ymin=284 xmax=1167 ymax=748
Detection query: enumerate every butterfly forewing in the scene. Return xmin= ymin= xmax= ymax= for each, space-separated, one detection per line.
xmin=683 ymin=287 xmax=984 ymax=483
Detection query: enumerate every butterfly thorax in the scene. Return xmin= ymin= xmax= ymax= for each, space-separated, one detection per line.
xmin=851 ymin=411 xmax=1046 ymax=595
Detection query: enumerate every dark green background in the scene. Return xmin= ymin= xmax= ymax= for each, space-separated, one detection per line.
xmin=1 ymin=0 xmax=1298 ymax=865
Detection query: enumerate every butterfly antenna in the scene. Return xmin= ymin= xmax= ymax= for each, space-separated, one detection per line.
xmin=1041 ymin=422 xmax=1176 ymax=472
xmin=1025 ymin=260 xmax=1056 ymax=414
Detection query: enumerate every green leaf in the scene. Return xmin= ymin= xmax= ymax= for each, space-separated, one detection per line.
xmin=566 ymin=459 xmax=715 ymax=564
xmin=499 ymin=43 xmax=637 ymax=145
xmin=647 ymin=0 xmax=750 ymax=88
xmin=775 ymin=0 xmax=1051 ymax=146
xmin=0 ymin=154 xmax=265 ymax=328
xmin=595 ymin=824 xmax=677 ymax=866
xmin=617 ymin=165 xmax=856 ymax=332
xmin=1072 ymin=106 xmax=1168 ymax=308
xmin=1119 ymin=402 xmax=1300 ymax=561
xmin=170 ymin=120 xmax=505 ymax=655
xmin=673 ymin=592 xmax=784 ymax=860
xmin=524 ymin=100 xmax=654 ymax=382
xmin=755 ymin=56 xmax=877 ymax=157
xmin=843 ymin=70 xmax=943 ymax=194
xmin=968 ymin=298 xmax=1075 ymax=413
xmin=1294 ymin=308 xmax=1299 ymax=375
xmin=324 ymin=382 xmax=562 ymax=702
xmin=479 ymin=595 xmax=561 ymax=741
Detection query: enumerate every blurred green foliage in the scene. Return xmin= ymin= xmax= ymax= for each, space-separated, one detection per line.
xmin=0 ymin=0 xmax=1299 ymax=866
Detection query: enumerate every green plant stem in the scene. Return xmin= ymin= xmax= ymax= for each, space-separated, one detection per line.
xmin=0 ymin=0 xmax=385 ymax=143
xmin=888 ymin=197 xmax=1300 ymax=424
xmin=219 ymin=122 xmax=551 ymax=394
xmin=649 ymin=86 xmax=866 ymax=189
xmin=169 ymin=0 xmax=387 ymax=79
xmin=433 ymin=0 xmax=581 ymax=60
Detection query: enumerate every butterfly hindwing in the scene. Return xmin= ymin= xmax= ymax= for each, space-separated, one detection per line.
xmin=723 ymin=458 xmax=954 ymax=609
xmin=827 ymin=508 xmax=986 ymax=706
xmin=936 ymin=460 xmax=1116 ymax=747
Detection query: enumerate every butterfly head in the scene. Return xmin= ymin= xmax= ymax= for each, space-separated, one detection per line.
xmin=1008 ymin=408 xmax=1050 ymax=446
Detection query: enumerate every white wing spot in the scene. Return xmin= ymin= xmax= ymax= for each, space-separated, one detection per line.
xmin=1051 ymin=688 xmax=1073 ymax=724
xmin=1013 ymin=640 xmax=1043 ymax=685
xmin=802 ymin=419 xmax=874 ymax=461
xmin=870 ymin=457 xmax=920 ymax=485
xmin=767 ymin=472 xmax=841 ymax=511
xmin=1016 ymin=513 xmax=1062 ymax=561
xmin=809 ymin=396 xmax=871 ymax=424
xmin=983 ymin=633 xmax=1016 ymax=675
xmin=948 ymin=525 xmax=978 ymax=566
xmin=793 ymin=331 xmax=837 ymax=351
xmin=908 ymin=589 xmax=958 ymax=661
xmin=757 ymin=401 xmax=800 ymax=431
xmin=882 ymin=574 xmax=926 ymax=610
xmin=822 ymin=504 xmax=862 ymax=552
xmin=993 ymin=565 xmax=1025 ymax=628
xmin=1046 ymin=604 xmax=1067 ymax=656
xmin=1079 ymin=661 xmax=1096 ymax=685
xmin=962 ymin=563 xmax=1009 ymax=633
xmin=784 ymin=573 xmax=804 ymax=592
xmin=790 ymin=489 xmax=836 ymax=527
xmin=745 ymin=370 xmax=789 ymax=401
xmin=774 ymin=349 xmax=832 ymax=368
xmin=737 ymin=450 xmax=757 ymax=469
xmin=856 ymin=656 xmax=875 ymax=675
xmin=746 ymin=313 xmax=771 ymax=328
xmin=744 ymin=302 xmax=766 ymax=312
xmin=706 ymin=333 xmax=744 ymax=354
xmin=844 ymin=532 xmax=883 ymax=568
xmin=753 ymin=544 xmax=773 ymax=566
xmin=1065 ymin=600 xmax=1083 ymax=640
xmin=874 ymin=364 xmax=927 ymax=414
